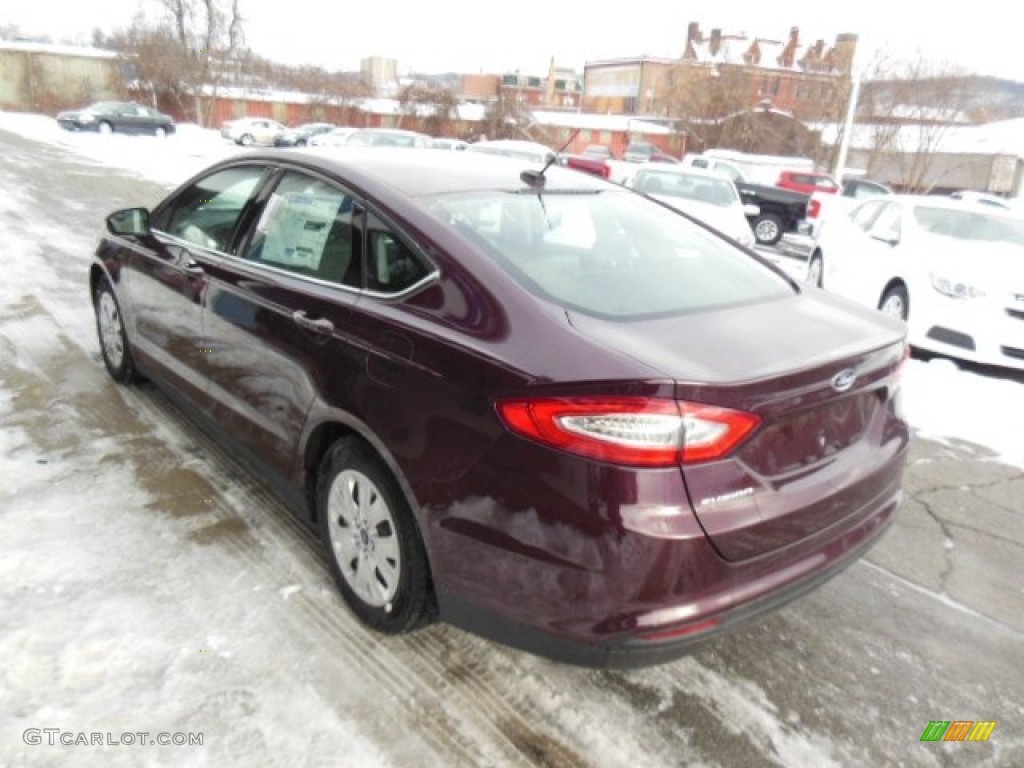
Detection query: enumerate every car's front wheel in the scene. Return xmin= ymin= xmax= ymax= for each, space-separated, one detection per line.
xmin=97 ymin=121 xmax=114 ymax=135
xmin=317 ymin=438 xmax=435 ymax=634
xmin=239 ymin=133 xmax=254 ymax=146
xmin=94 ymin=276 xmax=137 ymax=383
xmin=879 ymin=284 xmax=909 ymax=321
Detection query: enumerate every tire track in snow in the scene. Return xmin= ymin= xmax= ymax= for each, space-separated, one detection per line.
xmin=135 ymin=386 xmax=589 ymax=767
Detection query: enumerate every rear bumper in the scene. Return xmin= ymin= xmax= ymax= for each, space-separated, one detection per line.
xmin=438 ymin=484 xmax=899 ymax=668
xmin=429 ymin=418 xmax=907 ymax=668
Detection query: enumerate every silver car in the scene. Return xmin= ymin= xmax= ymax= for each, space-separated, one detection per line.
xmin=220 ymin=117 xmax=287 ymax=147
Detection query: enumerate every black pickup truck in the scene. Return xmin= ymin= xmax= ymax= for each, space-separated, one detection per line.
xmin=683 ymin=156 xmax=810 ymax=246
xmin=735 ymin=181 xmax=810 ymax=246
xmin=564 ymin=152 xmax=811 ymax=246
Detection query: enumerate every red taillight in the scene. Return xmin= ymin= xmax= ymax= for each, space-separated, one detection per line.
xmin=677 ymin=402 xmax=762 ymax=463
xmin=807 ymin=198 xmax=821 ymax=219
xmin=601 ymin=161 xmax=612 ymax=179
xmin=496 ymin=397 xmax=760 ymax=467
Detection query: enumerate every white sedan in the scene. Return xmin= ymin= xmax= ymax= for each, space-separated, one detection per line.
xmin=809 ymin=195 xmax=1024 ymax=370
xmin=627 ymin=166 xmax=758 ymax=248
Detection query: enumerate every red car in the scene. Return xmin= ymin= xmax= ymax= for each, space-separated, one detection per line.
xmin=777 ymin=170 xmax=840 ymax=195
xmin=91 ymin=150 xmax=909 ymax=667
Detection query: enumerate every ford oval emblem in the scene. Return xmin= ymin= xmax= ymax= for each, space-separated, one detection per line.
xmin=831 ymin=369 xmax=857 ymax=392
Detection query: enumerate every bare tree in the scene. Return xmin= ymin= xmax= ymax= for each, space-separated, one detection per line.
xmin=661 ymin=64 xmax=754 ymax=149
xmin=103 ymin=0 xmax=246 ymax=125
xmin=480 ymin=92 xmax=530 ymax=140
xmin=396 ymin=83 xmax=460 ymax=135
xmin=848 ymin=51 xmax=974 ymax=191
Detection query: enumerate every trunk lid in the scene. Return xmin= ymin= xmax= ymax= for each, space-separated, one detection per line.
xmin=567 ymin=291 xmax=909 ymax=560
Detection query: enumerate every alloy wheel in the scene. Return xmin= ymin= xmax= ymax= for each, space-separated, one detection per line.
xmin=97 ymin=291 xmax=125 ymax=369
xmin=326 ymin=469 xmax=401 ymax=608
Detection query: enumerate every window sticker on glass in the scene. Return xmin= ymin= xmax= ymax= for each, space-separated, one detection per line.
xmin=260 ymin=192 xmax=342 ymax=271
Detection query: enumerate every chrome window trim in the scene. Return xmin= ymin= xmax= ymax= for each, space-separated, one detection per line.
xmin=152 ymin=229 xmax=440 ymax=300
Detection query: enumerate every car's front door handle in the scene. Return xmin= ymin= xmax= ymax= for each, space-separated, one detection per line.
xmin=292 ymin=310 xmax=334 ymax=334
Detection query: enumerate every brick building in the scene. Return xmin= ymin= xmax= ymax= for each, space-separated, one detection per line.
xmin=582 ymin=22 xmax=857 ymax=122
xmin=682 ymin=23 xmax=858 ymax=120
xmin=497 ymin=59 xmax=582 ymax=110
xmin=582 ymin=57 xmax=676 ymax=115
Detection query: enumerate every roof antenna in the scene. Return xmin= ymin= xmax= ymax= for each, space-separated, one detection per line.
xmin=521 ymin=128 xmax=580 ymax=188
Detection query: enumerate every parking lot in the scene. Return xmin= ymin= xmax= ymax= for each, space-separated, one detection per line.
xmin=1 ymin=125 xmax=1022 ymax=767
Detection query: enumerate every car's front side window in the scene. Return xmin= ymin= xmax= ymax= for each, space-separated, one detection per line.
xmin=244 ymin=171 xmax=363 ymax=288
xmin=157 ymin=166 xmax=267 ymax=252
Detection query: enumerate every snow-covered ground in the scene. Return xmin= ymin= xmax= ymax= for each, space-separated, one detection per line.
xmin=1 ymin=111 xmax=1022 ymax=768
xmin=3 ymin=111 xmax=1018 ymax=467
xmin=0 ymin=111 xmax=245 ymax=186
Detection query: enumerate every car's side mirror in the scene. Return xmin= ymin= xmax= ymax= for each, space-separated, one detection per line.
xmin=106 ymin=208 xmax=151 ymax=237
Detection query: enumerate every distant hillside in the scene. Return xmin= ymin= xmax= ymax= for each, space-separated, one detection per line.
xmin=861 ymin=75 xmax=1024 ymax=123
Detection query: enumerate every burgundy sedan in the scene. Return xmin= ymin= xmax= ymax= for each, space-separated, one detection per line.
xmin=90 ymin=149 xmax=909 ymax=667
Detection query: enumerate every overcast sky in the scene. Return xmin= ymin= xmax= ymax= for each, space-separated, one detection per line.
xmin=5 ymin=0 xmax=1021 ymax=81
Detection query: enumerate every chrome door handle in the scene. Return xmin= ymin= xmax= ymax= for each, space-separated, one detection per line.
xmin=178 ymin=248 xmax=204 ymax=275
xmin=292 ymin=310 xmax=334 ymax=334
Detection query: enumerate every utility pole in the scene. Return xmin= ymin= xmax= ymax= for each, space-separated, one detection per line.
xmin=833 ymin=41 xmax=864 ymax=180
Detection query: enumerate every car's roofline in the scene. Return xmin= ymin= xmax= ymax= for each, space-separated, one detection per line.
xmin=258 ymin=147 xmax=613 ymax=197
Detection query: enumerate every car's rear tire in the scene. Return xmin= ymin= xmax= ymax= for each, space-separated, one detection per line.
xmin=296 ymin=138 xmax=307 ymax=147
xmin=97 ymin=121 xmax=114 ymax=135
xmin=239 ymin=133 xmax=254 ymax=146
xmin=879 ymin=284 xmax=909 ymax=321
xmin=752 ymin=213 xmax=784 ymax=246
xmin=94 ymin=276 xmax=138 ymax=384
xmin=807 ymin=253 xmax=823 ymax=287
xmin=317 ymin=438 xmax=435 ymax=634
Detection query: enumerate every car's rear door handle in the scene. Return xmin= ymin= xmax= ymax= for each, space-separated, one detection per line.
xmin=182 ymin=258 xmax=204 ymax=276
xmin=292 ymin=310 xmax=334 ymax=334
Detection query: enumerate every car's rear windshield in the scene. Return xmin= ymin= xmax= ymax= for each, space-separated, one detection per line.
xmin=424 ymin=188 xmax=793 ymax=319
xmin=635 ymin=171 xmax=739 ymax=206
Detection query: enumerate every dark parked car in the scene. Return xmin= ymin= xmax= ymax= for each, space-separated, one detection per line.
xmin=275 ymin=122 xmax=336 ymax=147
xmin=90 ymin=150 xmax=910 ymax=667
xmin=57 ymin=101 xmax=175 ymax=136
xmin=623 ymin=141 xmax=677 ymax=163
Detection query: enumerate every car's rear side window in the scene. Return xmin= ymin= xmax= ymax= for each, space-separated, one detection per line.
xmin=427 ymin=189 xmax=792 ymax=319
xmin=365 ymin=212 xmax=432 ymax=293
